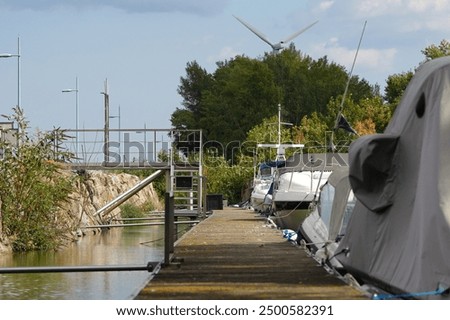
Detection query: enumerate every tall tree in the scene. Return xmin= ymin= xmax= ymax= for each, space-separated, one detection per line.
xmin=200 ymin=56 xmax=278 ymax=146
xmin=384 ymin=40 xmax=450 ymax=111
xmin=172 ymin=61 xmax=213 ymax=129
xmin=384 ymin=71 xmax=414 ymax=106
xmin=178 ymin=60 xmax=213 ymax=114
xmin=263 ymin=45 xmax=373 ymax=124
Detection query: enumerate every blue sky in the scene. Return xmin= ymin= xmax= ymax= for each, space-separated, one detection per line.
xmin=0 ymin=0 xmax=449 ymax=131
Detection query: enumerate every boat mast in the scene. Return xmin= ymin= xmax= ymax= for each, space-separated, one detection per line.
xmin=258 ymin=104 xmax=304 ymax=162
xmin=331 ymin=20 xmax=366 ymax=149
xmin=278 ymin=103 xmax=281 ymax=148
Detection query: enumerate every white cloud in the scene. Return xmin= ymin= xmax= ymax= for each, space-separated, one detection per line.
xmin=407 ymin=0 xmax=431 ymax=12
xmin=318 ymin=1 xmax=334 ymax=11
xmin=399 ymin=14 xmax=450 ymax=32
xmin=351 ymin=0 xmax=450 ymax=34
xmin=407 ymin=0 xmax=450 ymax=12
xmin=207 ymin=46 xmax=240 ymax=64
xmin=356 ymin=0 xmax=401 ymax=16
xmin=0 ymin=0 xmax=231 ymax=15
xmin=357 ymin=48 xmax=398 ymax=70
xmin=311 ymin=38 xmax=397 ymax=73
xmin=356 ymin=0 xmax=450 ymax=16
xmin=425 ymin=15 xmax=450 ymax=31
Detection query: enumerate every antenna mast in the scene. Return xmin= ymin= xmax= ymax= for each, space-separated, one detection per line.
xmin=330 ymin=21 xmax=367 ymax=151
xmin=334 ymin=21 xmax=367 ymax=130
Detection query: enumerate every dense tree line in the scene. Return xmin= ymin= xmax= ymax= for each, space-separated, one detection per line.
xmin=171 ymin=44 xmax=376 ymax=151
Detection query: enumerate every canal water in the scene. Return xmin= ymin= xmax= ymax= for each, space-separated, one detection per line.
xmin=0 ymin=225 xmax=169 ymax=299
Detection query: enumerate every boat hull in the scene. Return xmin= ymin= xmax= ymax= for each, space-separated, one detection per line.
xmin=299 ymin=209 xmax=344 ymax=271
xmin=271 ymin=170 xmax=331 ymax=230
xmin=250 ymin=179 xmax=272 ymax=213
xmin=271 ymin=208 xmax=310 ymax=231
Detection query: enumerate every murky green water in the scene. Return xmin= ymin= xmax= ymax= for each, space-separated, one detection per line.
xmin=0 ymin=225 xmax=167 ymax=299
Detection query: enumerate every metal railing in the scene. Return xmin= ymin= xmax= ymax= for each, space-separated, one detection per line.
xmin=60 ymin=128 xmax=172 ymax=166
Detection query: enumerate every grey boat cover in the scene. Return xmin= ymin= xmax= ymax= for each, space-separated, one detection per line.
xmin=326 ymin=166 xmax=352 ymax=242
xmin=337 ymin=56 xmax=450 ymax=298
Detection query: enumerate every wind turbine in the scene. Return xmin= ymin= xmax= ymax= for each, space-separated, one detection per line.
xmin=234 ymin=15 xmax=318 ymax=54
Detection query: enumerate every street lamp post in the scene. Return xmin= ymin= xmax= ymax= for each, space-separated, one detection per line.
xmin=109 ymin=105 xmax=121 ymax=160
xmin=62 ymin=77 xmax=79 ymax=158
xmin=0 ymin=36 xmax=21 ymax=111
xmin=101 ymin=79 xmax=110 ymax=164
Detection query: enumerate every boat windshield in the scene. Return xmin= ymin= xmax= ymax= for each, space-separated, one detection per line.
xmin=318 ymin=183 xmax=335 ymax=230
xmin=260 ymin=167 xmax=273 ymax=178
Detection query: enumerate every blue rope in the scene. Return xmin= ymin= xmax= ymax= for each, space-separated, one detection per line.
xmin=372 ymin=286 xmax=447 ymax=300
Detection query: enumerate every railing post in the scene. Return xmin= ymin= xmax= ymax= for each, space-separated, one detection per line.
xmin=164 ymin=192 xmax=175 ymax=266
xmin=102 ymin=79 xmax=110 ymax=165
xmin=0 ymin=198 xmax=2 ymax=235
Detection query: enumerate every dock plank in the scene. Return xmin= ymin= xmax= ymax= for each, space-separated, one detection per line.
xmin=135 ymin=207 xmax=366 ymax=300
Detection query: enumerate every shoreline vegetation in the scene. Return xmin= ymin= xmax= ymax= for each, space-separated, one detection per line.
xmin=0 ymin=107 xmax=162 ymax=253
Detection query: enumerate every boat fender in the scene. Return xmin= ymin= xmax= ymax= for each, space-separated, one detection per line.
xmin=282 ymin=229 xmax=298 ymax=242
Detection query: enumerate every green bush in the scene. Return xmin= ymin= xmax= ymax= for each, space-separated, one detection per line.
xmin=0 ymin=107 xmax=74 ymax=251
xmin=120 ymin=203 xmax=144 ymax=218
xmin=204 ymin=154 xmax=253 ymax=204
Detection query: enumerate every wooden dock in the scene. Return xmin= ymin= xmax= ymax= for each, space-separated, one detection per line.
xmin=135 ymin=207 xmax=366 ymax=300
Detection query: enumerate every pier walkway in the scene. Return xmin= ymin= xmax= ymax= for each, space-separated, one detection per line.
xmin=135 ymin=207 xmax=366 ymax=300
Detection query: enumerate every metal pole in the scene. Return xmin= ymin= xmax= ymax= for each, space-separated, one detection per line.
xmin=82 ymin=220 xmax=199 ymax=228
xmin=164 ymin=191 xmax=175 ymax=266
xmin=17 ymin=36 xmax=20 ymax=110
xmin=0 ymin=37 xmax=21 ymax=141
xmin=0 ymin=262 xmax=159 ymax=274
xmin=144 ymin=123 xmax=147 ymax=163
xmin=199 ymin=130 xmax=203 ymax=214
xmin=153 ymin=130 xmax=157 ymax=162
xmin=101 ymin=79 xmax=110 ymax=164
xmin=75 ymin=77 xmax=78 ymax=157
xmin=61 ymin=78 xmax=79 ymax=157
xmin=94 ymin=169 xmax=164 ymax=217
xmin=278 ymin=104 xmax=281 ymax=146
xmin=118 ymin=105 xmax=121 ymax=160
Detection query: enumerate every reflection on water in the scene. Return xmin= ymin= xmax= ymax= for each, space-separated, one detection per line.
xmin=0 ymin=225 xmax=167 ymax=299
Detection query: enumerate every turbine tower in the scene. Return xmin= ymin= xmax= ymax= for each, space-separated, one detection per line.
xmin=234 ymin=15 xmax=318 ymax=54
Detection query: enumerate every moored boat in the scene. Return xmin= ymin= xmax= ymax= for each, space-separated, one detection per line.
xmin=252 ymin=103 xmax=304 ymax=215
xmin=336 ymin=56 xmax=450 ymax=299
xmin=250 ymin=161 xmax=283 ymax=213
xmin=298 ymin=166 xmax=355 ymax=272
xmin=271 ymin=168 xmax=331 ymax=230
xmin=269 ymin=152 xmax=348 ymax=230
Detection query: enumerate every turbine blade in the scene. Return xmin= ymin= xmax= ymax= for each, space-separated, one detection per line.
xmin=233 ymin=15 xmax=274 ymax=48
xmin=282 ymin=20 xmax=318 ymax=44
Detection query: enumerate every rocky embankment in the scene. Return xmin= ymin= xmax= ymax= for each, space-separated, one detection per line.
xmin=0 ymin=170 xmax=163 ymax=253
xmin=66 ymin=170 xmax=163 ymax=234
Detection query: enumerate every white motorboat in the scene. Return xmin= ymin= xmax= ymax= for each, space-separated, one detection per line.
xmin=250 ymin=161 xmax=282 ymax=213
xmin=271 ymin=168 xmax=331 ymax=230
xmin=251 ymin=104 xmax=304 ymax=214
